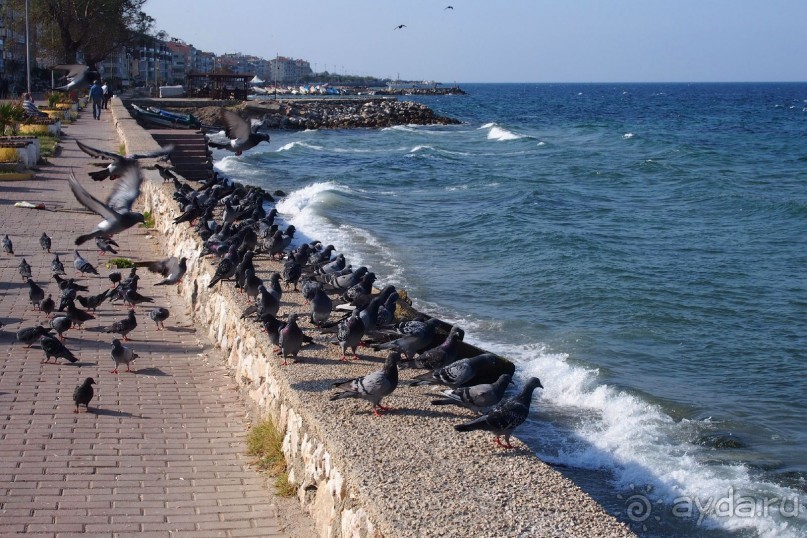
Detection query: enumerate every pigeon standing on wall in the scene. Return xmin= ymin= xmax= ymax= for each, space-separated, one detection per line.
xmin=330 ymin=352 xmax=400 ymax=416
xmin=431 ymin=374 xmax=513 ymax=414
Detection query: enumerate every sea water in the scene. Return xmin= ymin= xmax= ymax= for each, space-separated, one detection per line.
xmin=213 ymin=83 xmax=807 ymax=537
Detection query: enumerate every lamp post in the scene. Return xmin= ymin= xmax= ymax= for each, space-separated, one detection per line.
xmin=25 ymin=0 xmax=31 ymax=95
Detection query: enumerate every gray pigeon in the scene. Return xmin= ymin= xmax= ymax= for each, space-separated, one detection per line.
xmin=373 ymin=318 xmax=440 ymax=361
xmin=50 ymin=315 xmax=72 ymax=341
xmin=75 ymin=139 xmax=173 ymax=182
xmin=278 ymin=313 xmax=304 ymax=365
xmin=337 ymin=308 xmax=365 ymax=361
xmin=148 ymin=307 xmax=169 ymax=330
xmin=40 ymin=294 xmax=55 ymax=318
xmin=2 ymin=234 xmax=12 ymax=255
xmin=147 ymin=256 xmax=187 ymax=286
xmin=207 ymin=109 xmax=270 ymax=156
xmin=110 ymin=338 xmax=139 ymax=373
xmin=95 ymin=236 xmax=119 ymax=255
xmin=105 ymin=310 xmax=137 ymax=341
xmin=40 ymin=335 xmax=79 ymax=364
xmin=76 ymin=290 xmax=109 ymax=312
xmin=454 ymin=377 xmax=543 ymax=449
xmin=122 ymin=288 xmax=153 ymax=309
xmin=27 ymin=279 xmax=45 ymax=309
xmin=73 ymin=377 xmax=95 ymax=413
xmin=51 ymin=255 xmax=66 ymax=275
xmin=267 ymin=272 xmax=283 ymax=303
xmin=309 ymin=285 xmax=333 ymax=326
xmin=408 ymin=353 xmax=499 ymax=388
xmin=376 ymin=292 xmax=399 ymax=327
xmin=16 ymin=325 xmax=53 ymax=347
xmin=330 ymin=352 xmax=400 ymax=416
xmin=19 ymin=258 xmax=32 ymax=281
xmin=410 ymin=325 xmax=463 ymax=370
xmin=242 ymin=268 xmax=263 ymax=300
xmin=73 ymin=251 xmax=98 ymax=275
xmin=432 ymin=374 xmax=513 ymax=414
xmin=40 ymin=232 xmax=52 ymax=252
xmin=68 ymin=168 xmax=145 ymax=245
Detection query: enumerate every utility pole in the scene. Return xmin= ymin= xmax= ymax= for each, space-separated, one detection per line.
xmin=25 ymin=0 xmax=31 ymax=95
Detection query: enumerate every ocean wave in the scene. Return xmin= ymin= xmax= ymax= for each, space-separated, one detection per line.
xmin=276 ymin=141 xmax=325 ymax=152
xmin=479 ymin=122 xmax=527 ymax=141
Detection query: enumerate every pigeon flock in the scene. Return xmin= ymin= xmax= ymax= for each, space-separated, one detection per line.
xmin=2 ymin=140 xmax=177 ymax=415
xmin=2 ymin=115 xmax=542 ymax=450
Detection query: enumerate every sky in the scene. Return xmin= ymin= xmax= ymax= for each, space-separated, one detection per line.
xmin=143 ymin=0 xmax=807 ymax=83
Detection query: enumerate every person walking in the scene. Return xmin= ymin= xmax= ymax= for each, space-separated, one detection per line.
xmin=101 ymin=80 xmax=109 ymax=109
xmin=89 ymin=80 xmax=103 ymax=120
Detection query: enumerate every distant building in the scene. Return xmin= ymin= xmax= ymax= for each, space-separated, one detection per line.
xmin=0 ymin=0 xmax=31 ymax=95
xmin=267 ymin=56 xmax=312 ymax=84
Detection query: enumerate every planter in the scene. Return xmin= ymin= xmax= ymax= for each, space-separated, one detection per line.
xmin=0 ymin=136 xmax=41 ymax=167
xmin=18 ymin=121 xmax=60 ymax=136
xmin=54 ymin=103 xmax=71 ymax=111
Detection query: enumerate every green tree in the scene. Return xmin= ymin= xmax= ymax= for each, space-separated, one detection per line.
xmin=15 ymin=0 xmax=154 ymax=68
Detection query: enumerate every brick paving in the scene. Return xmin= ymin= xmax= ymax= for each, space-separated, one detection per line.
xmin=0 ymin=106 xmax=301 ymax=536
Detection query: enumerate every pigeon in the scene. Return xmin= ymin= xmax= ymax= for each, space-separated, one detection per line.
xmin=309 ymin=285 xmax=333 ymax=326
xmin=72 ymin=377 xmax=96 ymax=413
xmin=154 ymin=163 xmax=177 ymax=183
xmin=148 ymin=307 xmax=169 ymax=330
xmin=207 ymin=109 xmax=270 ymax=156
xmin=410 ymin=325 xmax=463 ymax=370
xmin=16 ymin=325 xmax=53 ymax=347
xmin=39 ymin=335 xmax=79 ymax=364
xmin=337 ymin=308 xmax=365 ymax=361
xmin=95 ymin=236 xmax=119 ymax=255
xmin=454 ymin=377 xmax=544 ymax=449
xmin=76 ymin=290 xmax=109 ymax=312
xmin=394 ymin=24 xmax=407 ymax=30
xmin=282 ymin=257 xmax=302 ymax=291
xmin=122 ymin=288 xmax=154 ymax=309
xmin=207 ymin=248 xmax=238 ymax=288
xmin=110 ymin=338 xmax=138 ymax=373
xmin=330 ymin=352 xmax=400 ymax=416
xmin=145 ymin=256 xmax=187 ymax=286
xmin=108 ymin=271 xmax=122 ymax=288
xmin=73 ymin=251 xmax=99 ymax=275
xmin=68 ymin=167 xmax=146 ymax=246
xmin=408 ymin=353 xmax=500 ymax=388
xmin=266 ymin=230 xmax=285 ymax=259
xmin=65 ymin=300 xmax=95 ymax=328
xmin=75 ymin=139 xmax=173 ymax=182
xmin=18 ymin=258 xmax=32 ymax=281
xmin=241 ymin=284 xmax=280 ymax=320
xmin=431 ymin=374 xmax=513 ymax=414
xmin=56 ymin=286 xmax=77 ymax=312
xmin=242 ymin=268 xmax=263 ymax=300
xmin=54 ymin=274 xmax=89 ymax=292
xmin=39 ymin=232 xmax=52 ymax=252
xmin=27 ymin=279 xmax=45 ymax=309
xmin=2 ymin=234 xmax=12 ymax=255
xmin=373 ymin=318 xmax=440 ymax=361
xmin=51 ymin=255 xmax=66 ymax=275
xmin=105 ymin=310 xmax=137 ymax=341
xmin=54 ymin=64 xmax=97 ymax=92
xmin=50 ymin=315 xmax=72 ymax=341
xmin=278 ymin=313 xmax=304 ymax=365
xmin=40 ymin=294 xmax=55 ymax=317
xmin=267 ymin=272 xmax=283 ymax=303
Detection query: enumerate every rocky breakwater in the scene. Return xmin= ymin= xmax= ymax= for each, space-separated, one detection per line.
xmin=114 ymin=103 xmax=634 ymax=538
xmin=181 ymin=98 xmax=461 ymax=130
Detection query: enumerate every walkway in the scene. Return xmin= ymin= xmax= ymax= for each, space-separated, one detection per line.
xmin=0 ymin=104 xmax=312 ymax=536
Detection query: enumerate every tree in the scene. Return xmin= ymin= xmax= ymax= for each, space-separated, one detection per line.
xmin=17 ymin=0 xmax=154 ymax=68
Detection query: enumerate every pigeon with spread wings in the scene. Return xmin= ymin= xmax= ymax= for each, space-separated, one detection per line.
xmin=68 ymin=168 xmax=144 ymax=245
xmin=207 ymin=109 xmax=270 ymax=156
xmin=75 ymin=139 xmax=173 ymax=181
xmin=53 ymin=64 xmax=98 ymax=92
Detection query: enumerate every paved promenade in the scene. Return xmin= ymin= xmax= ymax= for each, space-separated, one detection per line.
xmin=0 ymin=106 xmax=311 ymax=536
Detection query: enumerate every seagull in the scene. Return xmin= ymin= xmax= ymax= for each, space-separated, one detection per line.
xmin=207 ymin=109 xmax=270 ymax=156
xmin=73 ymin=377 xmax=96 ymax=413
xmin=75 ymin=139 xmax=173 ymax=181
xmin=454 ymin=377 xmax=543 ymax=449
xmin=394 ymin=24 xmax=407 ymax=30
xmin=330 ymin=352 xmax=400 ymax=416
xmin=68 ymin=169 xmax=144 ymax=245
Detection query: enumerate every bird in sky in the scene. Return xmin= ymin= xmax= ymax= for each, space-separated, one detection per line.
xmin=445 ymin=5 xmax=454 ymax=9
xmin=394 ymin=24 xmax=407 ymax=30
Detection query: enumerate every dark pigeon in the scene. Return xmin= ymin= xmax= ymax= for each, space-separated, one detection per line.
xmin=40 ymin=335 xmax=79 ymax=364
xmin=73 ymin=377 xmax=96 ymax=413
xmin=105 ymin=310 xmax=137 ymax=341
xmin=409 ymin=325 xmax=463 ymax=370
xmin=40 ymin=294 xmax=55 ymax=318
xmin=373 ymin=318 xmax=440 ymax=361
xmin=51 ymin=255 xmax=66 ymax=275
xmin=16 ymin=325 xmax=53 ymax=347
xmin=432 ymin=374 xmax=513 ymax=414
xmin=278 ymin=313 xmax=304 ymax=365
xmin=337 ymin=308 xmax=365 ymax=361
xmin=408 ymin=353 xmax=500 ymax=388
xmin=148 ymin=307 xmax=169 ymax=330
xmin=19 ymin=258 xmax=32 ymax=281
xmin=39 ymin=232 xmax=52 ymax=253
xmin=27 ymin=279 xmax=45 ymax=309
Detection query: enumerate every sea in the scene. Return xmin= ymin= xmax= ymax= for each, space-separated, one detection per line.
xmin=212 ymin=83 xmax=807 ymax=537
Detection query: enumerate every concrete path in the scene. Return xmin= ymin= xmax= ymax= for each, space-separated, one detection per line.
xmin=0 ymin=106 xmax=312 ymax=536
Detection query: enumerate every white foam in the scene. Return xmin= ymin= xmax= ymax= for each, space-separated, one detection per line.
xmin=480 ymin=122 xmax=525 ymax=141
xmin=623 ymin=132 xmax=636 ymax=139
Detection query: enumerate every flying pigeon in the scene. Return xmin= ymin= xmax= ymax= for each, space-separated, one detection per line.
xmin=40 ymin=335 xmax=79 ymax=364
xmin=53 ymin=64 xmax=98 ymax=92
xmin=207 ymin=109 xmax=270 ymax=156
xmin=39 ymin=232 xmax=52 ymax=253
xmin=148 ymin=307 xmax=169 ymax=330
xmin=16 ymin=325 xmax=53 ymax=347
xmin=73 ymin=250 xmax=99 ymax=275
xmin=143 ymin=256 xmax=187 ymax=286
xmin=454 ymin=377 xmax=543 ymax=448
xmin=394 ymin=24 xmax=407 ymax=30
xmin=110 ymin=338 xmax=139 ymax=373
xmin=105 ymin=310 xmax=137 ymax=341
xmin=73 ymin=377 xmax=96 ymax=413
xmin=330 ymin=352 xmax=400 ymax=416
xmin=431 ymin=374 xmax=512 ymax=414
xmin=75 ymin=139 xmax=173 ymax=182
xmin=68 ymin=169 xmax=145 ymax=245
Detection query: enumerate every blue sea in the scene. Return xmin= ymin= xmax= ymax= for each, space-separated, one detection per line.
xmin=212 ymin=83 xmax=807 ymax=537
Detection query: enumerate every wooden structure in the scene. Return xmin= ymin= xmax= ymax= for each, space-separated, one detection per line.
xmin=185 ymin=73 xmax=252 ymax=100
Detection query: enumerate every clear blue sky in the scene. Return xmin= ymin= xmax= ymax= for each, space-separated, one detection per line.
xmin=144 ymin=0 xmax=807 ymax=83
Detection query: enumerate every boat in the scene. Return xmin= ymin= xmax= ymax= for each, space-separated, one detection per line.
xmin=130 ymin=104 xmax=202 ymax=129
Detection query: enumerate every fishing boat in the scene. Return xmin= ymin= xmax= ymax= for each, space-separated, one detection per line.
xmin=130 ymin=104 xmax=202 ymax=129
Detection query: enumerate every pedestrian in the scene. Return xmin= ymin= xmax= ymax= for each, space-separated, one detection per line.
xmin=89 ymin=80 xmax=103 ymax=120
xmin=107 ymin=84 xmax=114 ymax=107
xmin=101 ymin=80 xmax=109 ymax=109
xmin=21 ymin=93 xmax=48 ymax=118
